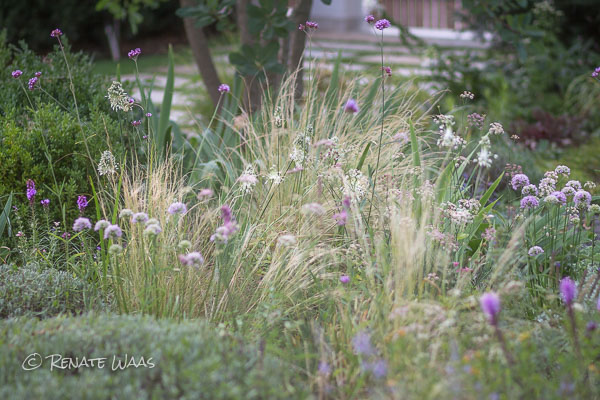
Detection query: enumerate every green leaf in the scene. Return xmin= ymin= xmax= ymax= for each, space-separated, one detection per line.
xmin=157 ymin=44 xmax=175 ymax=159
xmin=0 ymin=193 xmax=13 ymax=238
xmin=356 ymin=142 xmax=371 ymax=171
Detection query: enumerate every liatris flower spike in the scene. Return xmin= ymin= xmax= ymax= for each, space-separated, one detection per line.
xmin=560 ymin=277 xmax=577 ymax=306
xmin=26 ymin=180 xmax=36 ymax=204
xmin=77 ymin=195 xmax=88 ymax=212
xmin=480 ymin=292 xmax=501 ymax=325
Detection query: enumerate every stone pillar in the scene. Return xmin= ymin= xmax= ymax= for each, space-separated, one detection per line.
xmin=310 ymin=0 xmax=364 ymax=32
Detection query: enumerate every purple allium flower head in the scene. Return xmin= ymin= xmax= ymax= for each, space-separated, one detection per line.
xmin=94 ymin=219 xmax=110 ymax=231
xmin=365 ymin=14 xmax=375 ymax=24
xmin=511 ymin=173 xmax=529 ymax=190
xmin=318 ymin=361 xmax=331 ymax=376
xmin=528 ymin=245 xmax=544 ymax=257
xmin=104 ymin=224 xmax=122 ymax=240
xmin=520 ymin=195 xmax=539 ymax=209
xmin=40 ymin=199 xmax=50 ymax=207
xmin=305 ymin=21 xmax=318 ymax=29
xmin=35 ymin=71 xmax=42 ymax=77
xmin=559 ymin=277 xmax=577 ymax=306
xmin=72 ymin=217 xmax=92 ymax=232
xmin=127 ymin=48 xmax=141 ymax=60
xmin=573 ymin=190 xmax=592 ymax=208
xmin=340 ymin=274 xmax=350 ymax=284
xmin=551 ymin=191 xmax=567 ymax=205
xmin=145 ymin=112 xmax=152 ymax=117
xmin=12 ymin=69 xmax=23 ymax=79
xmin=50 ymin=28 xmax=63 ymax=38
xmin=178 ymin=251 xmax=204 ymax=267
xmin=168 ymin=202 xmax=187 ymax=215
xmin=218 ymin=83 xmax=230 ymax=94
xmin=131 ymin=212 xmax=149 ymax=224
xmin=77 ymin=195 xmax=88 ymax=212
xmin=479 ymin=292 xmax=501 ymax=325
xmin=344 ymin=98 xmax=359 ymax=113
xmin=374 ymin=19 xmax=391 ymax=30
xmin=592 ymin=66 xmax=600 ymax=78
xmin=28 ymin=76 xmax=38 ymax=90
xmin=352 ymin=331 xmax=375 ymax=356
xmin=131 ymin=120 xmax=141 ymax=126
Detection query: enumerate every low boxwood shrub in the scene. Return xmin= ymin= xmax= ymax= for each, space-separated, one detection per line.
xmin=0 ymin=263 xmax=90 ymax=318
xmin=0 ymin=313 xmax=307 ymax=399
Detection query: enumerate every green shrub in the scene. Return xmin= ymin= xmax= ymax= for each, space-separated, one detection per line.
xmin=0 ymin=313 xmax=307 ymax=399
xmin=0 ymin=31 xmax=128 ymax=225
xmin=0 ymin=264 xmax=90 ymax=318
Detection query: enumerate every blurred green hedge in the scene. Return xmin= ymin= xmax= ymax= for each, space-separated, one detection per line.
xmin=0 ymin=313 xmax=308 ymax=399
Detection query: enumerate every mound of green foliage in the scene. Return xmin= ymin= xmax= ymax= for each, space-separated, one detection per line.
xmin=0 ymin=313 xmax=307 ymax=399
xmin=0 ymin=263 xmax=91 ymax=318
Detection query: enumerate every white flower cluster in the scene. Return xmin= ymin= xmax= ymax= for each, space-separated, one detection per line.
xmin=290 ymin=131 xmax=312 ymax=168
xmin=266 ymin=165 xmax=284 ymax=186
xmin=341 ymin=169 xmax=368 ymax=200
xmin=238 ymin=164 xmax=258 ymax=194
xmin=106 ymin=81 xmax=133 ymax=112
xmin=441 ymin=199 xmax=481 ymax=225
xmin=98 ymin=150 xmax=118 ymax=176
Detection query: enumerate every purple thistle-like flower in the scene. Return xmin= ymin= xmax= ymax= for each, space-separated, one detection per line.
xmin=374 ymin=19 xmax=391 ymax=30
xmin=72 ymin=217 xmax=92 ymax=232
xmin=28 ymin=76 xmax=38 ymax=90
xmin=77 ymin=195 xmax=88 ymax=212
xmin=344 ymin=98 xmax=359 ymax=113
xmin=218 ymin=83 xmax=230 ymax=94
xmin=104 ymin=224 xmax=122 ymax=240
xmin=573 ymin=190 xmax=592 ymax=208
xmin=50 ymin=28 xmax=63 ymax=38
xmin=340 ymin=274 xmax=350 ymax=284
xmin=40 ymin=199 xmax=50 ymax=207
xmin=12 ymin=69 xmax=23 ymax=79
xmin=26 ymin=179 xmax=36 ymax=203
xmin=559 ymin=277 xmax=577 ymax=306
xmin=520 ymin=195 xmax=539 ymax=209
xmin=352 ymin=331 xmax=375 ymax=356
xmin=128 ymin=48 xmax=141 ymax=60
xmin=479 ymin=292 xmax=501 ymax=325
xmin=168 ymin=202 xmax=187 ymax=215
xmin=333 ymin=209 xmax=348 ymax=226
xmin=365 ymin=14 xmax=375 ymax=24
xmin=511 ymin=173 xmax=530 ymax=190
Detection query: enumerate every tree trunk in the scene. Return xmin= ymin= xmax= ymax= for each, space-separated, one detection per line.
xmin=288 ymin=0 xmax=312 ymax=99
xmin=180 ymin=0 xmax=222 ymax=108
xmin=104 ymin=19 xmax=121 ymax=62
xmin=236 ymin=0 xmax=262 ymax=112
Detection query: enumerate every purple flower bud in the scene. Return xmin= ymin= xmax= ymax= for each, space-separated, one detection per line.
xmin=382 ymin=66 xmax=392 ymax=76
xmin=35 ymin=71 xmax=42 ymax=77
xmin=145 ymin=112 xmax=152 ymax=117
xmin=559 ymin=277 xmax=577 ymax=306
xmin=364 ymin=15 xmax=375 ymax=24
xmin=218 ymin=83 xmax=230 ymax=94
xmin=344 ymin=98 xmax=359 ymax=113
xmin=50 ymin=28 xmax=63 ymax=38
xmin=479 ymin=292 xmax=501 ymax=325
xmin=11 ymin=69 xmax=23 ymax=79
xmin=40 ymin=199 xmax=50 ymax=207
xmin=339 ymin=274 xmax=350 ymax=284
xmin=374 ymin=19 xmax=391 ymax=30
